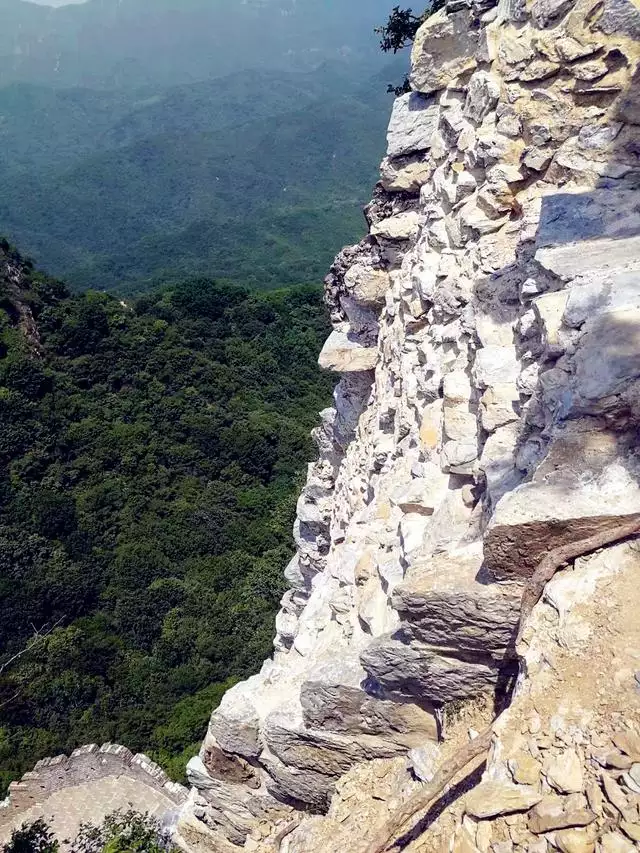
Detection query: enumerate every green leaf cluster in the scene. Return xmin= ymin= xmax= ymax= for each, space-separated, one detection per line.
xmin=2 ymin=811 xmax=178 ymax=853
xmin=2 ymin=820 xmax=59 ymax=853
xmin=71 ymin=811 xmax=178 ymax=853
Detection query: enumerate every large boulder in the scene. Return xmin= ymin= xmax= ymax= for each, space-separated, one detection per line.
xmin=299 ymin=659 xmax=437 ymax=745
xmin=344 ymin=263 xmax=390 ymax=306
xmin=263 ymin=706 xmax=408 ymax=778
xmin=485 ymin=423 xmax=640 ymax=578
xmin=386 ymin=92 xmax=439 ymax=158
xmin=410 ymin=9 xmax=483 ymax=94
xmin=393 ymin=549 xmax=521 ymax=657
xmin=360 ymin=632 xmax=503 ymax=704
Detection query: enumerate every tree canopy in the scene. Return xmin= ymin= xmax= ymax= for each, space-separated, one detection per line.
xmin=0 ymin=246 xmax=333 ymax=794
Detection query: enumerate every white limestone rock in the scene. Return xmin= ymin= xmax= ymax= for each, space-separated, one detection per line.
xmin=380 ymin=156 xmax=433 ymax=193
xmin=533 ymin=290 xmax=570 ymax=355
xmin=389 ymin=468 xmax=449 ymax=516
xmin=480 ymin=384 xmax=521 ymax=432
xmin=184 ymin=6 xmax=640 ymax=848
xmin=393 ymin=549 xmax=521 ymax=657
xmin=485 ymin=423 xmax=640 ymax=578
xmin=344 ymin=264 xmax=391 ymax=307
xmin=464 ymin=71 xmax=501 ymax=124
xmin=572 ymin=309 xmax=640 ymax=406
xmin=410 ymin=9 xmax=482 ymax=94
xmin=479 ymin=421 xmax=522 ymax=508
xmin=360 ymin=634 xmax=503 ymax=704
xmin=386 ymin=92 xmax=439 ymax=158
xmin=208 ymin=679 xmax=262 ymax=759
xmin=371 ymin=211 xmax=423 ymax=242
xmin=563 ymin=269 xmax=640 ymax=329
xmin=318 ymin=328 xmax=377 ymax=373
xmin=473 ymin=346 xmax=520 ymax=388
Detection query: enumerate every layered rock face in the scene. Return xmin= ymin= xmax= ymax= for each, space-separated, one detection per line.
xmin=178 ymin=1 xmax=640 ymax=850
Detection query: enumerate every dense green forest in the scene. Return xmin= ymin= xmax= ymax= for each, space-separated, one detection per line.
xmin=0 ymin=65 xmax=394 ymax=295
xmin=0 ymin=242 xmax=333 ymax=795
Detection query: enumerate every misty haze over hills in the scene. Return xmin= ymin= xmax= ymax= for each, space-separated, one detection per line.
xmin=25 ymin=0 xmax=87 ymax=6
xmin=0 ymin=0 xmax=401 ymax=292
xmin=1 ymin=0 xmax=395 ymax=88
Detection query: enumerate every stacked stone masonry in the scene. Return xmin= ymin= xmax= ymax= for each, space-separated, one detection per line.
xmin=175 ymin=0 xmax=640 ymax=849
xmin=0 ymin=743 xmax=188 ymax=849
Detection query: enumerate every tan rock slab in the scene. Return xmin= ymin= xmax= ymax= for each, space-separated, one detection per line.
xmin=528 ymin=794 xmax=596 ymax=834
xmin=599 ymin=832 xmax=636 ymax=853
xmin=371 ymin=211 xmax=423 ymax=242
xmin=344 ymin=264 xmax=390 ymax=307
xmin=620 ymin=820 xmax=640 ymax=843
xmin=410 ymin=9 xmax=480 ymax=94
xmin=318 ymin=330 xmax=377 ymax=373
xmin=453 ymin=827 xmax=482 ymax=853
xmin=380 ymin=157 xmax=433 ymax=193
xmin=614 ymin=730 xmax=640 ymax=760
xmin=465 ymin=781 xmax=541 ymax=819
xmin=555 ymin=827 xmax=596 ymax=853
xmin=545 ymin=749 xmax=584 ymax=794
xmin=509 ymin=752 xmax=542 ymax=786
xmin=602 ymin=773 xmax=630 ymax=814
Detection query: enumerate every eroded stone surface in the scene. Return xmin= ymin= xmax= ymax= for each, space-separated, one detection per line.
xmin=172 ymin=0 xmax=640 ymax=849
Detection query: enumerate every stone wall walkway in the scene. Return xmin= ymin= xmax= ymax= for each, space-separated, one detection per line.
xmin=0 ymin=743 xmax=188 ymax=850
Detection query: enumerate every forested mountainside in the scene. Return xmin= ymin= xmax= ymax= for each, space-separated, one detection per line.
xmin=0 ymin=63 xmax=400 ymax=295
xmin=0 ymin=0 xmax=404 ymax=295
xmin=0 ymin=242 xmax=333 ymax=796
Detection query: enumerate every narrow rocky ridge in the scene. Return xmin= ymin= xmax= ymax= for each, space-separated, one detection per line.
xmin=177 ymin=0 xmax=640 ymax=849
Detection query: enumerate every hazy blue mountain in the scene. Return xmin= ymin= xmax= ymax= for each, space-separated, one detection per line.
xmin=0 ymin=63 xmax=399 ymax=293
xmin=0 ymin=0 xmax=395 ymax=89
xmin=0 ymin=0 xmax=405 ymax=293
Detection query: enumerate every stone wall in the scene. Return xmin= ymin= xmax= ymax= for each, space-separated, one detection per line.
xmin=179 ymin=0 xmax=640 ymax=850
xmin=0 ymin=743 xmax=188 ymax=826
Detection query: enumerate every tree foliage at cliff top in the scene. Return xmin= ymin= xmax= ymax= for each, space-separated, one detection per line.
xmin=0 ymin=244 xmax=333 ymax=794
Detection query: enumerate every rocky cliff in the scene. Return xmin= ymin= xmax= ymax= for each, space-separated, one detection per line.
xmin=178 ymin=1 xmax=640 ymax=850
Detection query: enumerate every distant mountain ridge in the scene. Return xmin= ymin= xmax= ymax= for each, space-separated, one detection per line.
xmin=0 ymin=0 xmax=404 ymax=292
xmin=0 ymin=60 xmax=401 ymax=293
xmin=0 ymin=0 xmax=395 ymax=89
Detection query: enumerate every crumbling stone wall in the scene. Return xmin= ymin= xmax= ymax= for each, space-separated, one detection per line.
xmin=179 ymin=0 xmax=640 ymax=850
xmin=0 ymin=743 xmax=188 ymax=849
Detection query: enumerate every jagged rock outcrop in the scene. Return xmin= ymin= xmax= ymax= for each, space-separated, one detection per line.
xmin=178 ymin=0 xmax=640 ymax=850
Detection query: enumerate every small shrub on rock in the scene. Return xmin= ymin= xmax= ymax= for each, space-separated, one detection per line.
xmin=2 ymin=819 xmax=59 ymax=853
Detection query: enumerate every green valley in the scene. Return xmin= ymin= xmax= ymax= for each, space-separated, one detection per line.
xmin=0 ymin=0 xmax=404 ymax=295
xmin=0 ymin=66 xmax=398 ymax=294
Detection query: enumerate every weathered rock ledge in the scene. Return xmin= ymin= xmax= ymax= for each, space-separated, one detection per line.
xmin=178 ymin=0 xmax=640 ymax=850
